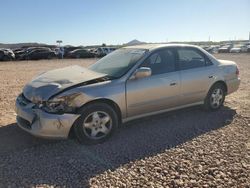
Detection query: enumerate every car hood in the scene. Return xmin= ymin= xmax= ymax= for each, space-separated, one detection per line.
xmin=231 ymin=47 xmax=241 ymax=50
xmin=23 ymin=65 xmax=107 ymax=102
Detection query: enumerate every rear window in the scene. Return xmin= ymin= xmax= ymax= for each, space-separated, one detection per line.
xmin=177 ymin=48 xmax=206 ymax=70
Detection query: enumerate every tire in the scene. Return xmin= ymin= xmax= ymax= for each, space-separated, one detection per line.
xmin=2 ymin=55 xmax=10 ymax=61
xmin=204 ymin=83 xmax=226 ymax=111
xmin=73 ymin=102 xmax=118 ymax=145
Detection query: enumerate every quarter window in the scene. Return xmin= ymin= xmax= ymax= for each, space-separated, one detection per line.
xmin=142 ymin=49 xmax=176 ymax=75
xmin=177 ymin=48 xmax=206 ymax=70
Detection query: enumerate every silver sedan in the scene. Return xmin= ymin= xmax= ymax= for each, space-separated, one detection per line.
xmin=15 ymin=44 xmax=240 ymax=144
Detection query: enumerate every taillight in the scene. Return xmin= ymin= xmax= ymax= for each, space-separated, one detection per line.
xmin=236 ymin=66 xmax=239 ymax=76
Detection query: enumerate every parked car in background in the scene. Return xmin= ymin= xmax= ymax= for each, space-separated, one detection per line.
xmin=63 ymin=46 xmax=81 ymax=57
xmin=218 ymin=44 xmax=233 ymax=53
xmin=0 ymin=49 xmax=15 ymax=61
xmin=15 ymin=44 xmax=240 ymax=144
xmin=16 ymin=47 xmax=52 ymax=60
xmin=22 ymin=48 xmax=57 ymax=60
xmin=96 ymin=47 xmax=117 ymax=57
xmin=67 ymin=49 xmax=96 ymax=58
xmin=247 ymin=45 xmax=250 ymax=53
xmin=13 ymin=48 xmax=27 ymax=60
xmin=12 ymin=48 xmax=24 ymax=53
xmin=201 ymin=46 xmax=210 ymax=51
xmin=230 ymin=44 xmax=248 ymax=53
xmin=203 ymin=45 xmax=219 ymax=54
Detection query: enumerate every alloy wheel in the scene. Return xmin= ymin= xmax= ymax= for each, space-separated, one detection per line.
xmin=210 ymin=88 xmax=223 ymax=108
xmin=82 ymin=111 xmax=112 ymax=139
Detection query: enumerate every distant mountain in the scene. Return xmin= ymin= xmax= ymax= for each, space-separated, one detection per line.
xmin=124 ymin=39 xmax=146 ymax=46
xmin=0 ymin=43 xmax=56 ymax=49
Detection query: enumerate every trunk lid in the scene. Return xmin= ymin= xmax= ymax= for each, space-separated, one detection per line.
xmin=218 ymin=59 xmax=237 ymax=66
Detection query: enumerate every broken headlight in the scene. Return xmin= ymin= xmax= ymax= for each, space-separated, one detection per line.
xmin=42 ymin=96 xmax=75 ymax=114
xmin=45 ymin=100 xmax=65 ymax=113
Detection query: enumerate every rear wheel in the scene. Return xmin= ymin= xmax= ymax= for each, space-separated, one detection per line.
xmin=73 ymin=103 xmax=118 ymax=144
xmin=204 ymin=83 xmax=226 ymax=111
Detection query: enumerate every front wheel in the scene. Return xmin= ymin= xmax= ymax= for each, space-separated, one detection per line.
xmin=204 ymin=83 xmax=226 ymax=111
xmin=73 ymin=103 xmax=118 ymax=144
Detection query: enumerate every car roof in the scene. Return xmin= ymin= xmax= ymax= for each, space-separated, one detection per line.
xmin=123 ymin=43 xmax=199 ymax=51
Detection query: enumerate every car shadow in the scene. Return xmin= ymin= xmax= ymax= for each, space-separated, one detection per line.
xmin=0 ymin=123 xmax=60 ymax=155
xmin=0 ymin=106 xmax=236 ymax=187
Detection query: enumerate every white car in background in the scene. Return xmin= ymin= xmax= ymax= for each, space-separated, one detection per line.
xmin=96 ymin=47 xmax=117 ymax=57
xmin=230 ymin=44 xmax=247 ymax=53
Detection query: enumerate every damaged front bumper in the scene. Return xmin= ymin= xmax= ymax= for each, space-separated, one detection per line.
xmin=15 ymin=95 xmax=80 ymax=139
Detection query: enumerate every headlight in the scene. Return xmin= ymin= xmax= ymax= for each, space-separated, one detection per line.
xmin=45 ymin=99 xmax=66 ymax=113
xmin=42 ymin=95 xmax=76 ymax=114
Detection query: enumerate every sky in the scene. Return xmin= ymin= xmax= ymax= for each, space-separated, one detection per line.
xmin=1 ymin=0 xmax=250 ymax=46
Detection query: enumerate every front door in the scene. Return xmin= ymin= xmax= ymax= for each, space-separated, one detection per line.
xmin=126 ymin=48 xmax=181 ymax=117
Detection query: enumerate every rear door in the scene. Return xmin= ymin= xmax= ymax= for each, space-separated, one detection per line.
xmin=126 ymin=48 xmax=181 ymax=117
xmin=177 ymin=47 xmax=215 ymax=105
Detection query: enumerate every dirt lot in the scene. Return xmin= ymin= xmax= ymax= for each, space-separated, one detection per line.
xmin=0 ymin=54 xmax=249 ymax=187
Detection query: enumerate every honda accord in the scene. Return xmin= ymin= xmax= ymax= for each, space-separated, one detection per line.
xmin=15 ymin=44 xmax=240 ymax=144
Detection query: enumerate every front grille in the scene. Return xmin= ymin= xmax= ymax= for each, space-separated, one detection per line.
xmin=17 ymin=116 xmax=32 ymax=130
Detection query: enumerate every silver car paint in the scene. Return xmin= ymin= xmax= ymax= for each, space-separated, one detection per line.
xmin=15 ymin=44 xmax=240 ymax=139
xmin=16 ymin=99 xmax=80 ymax=138
xmin=23 ymin=65 xmax=107 ymax=102
xmin=126 ymin=71 xmax=181 ymax=117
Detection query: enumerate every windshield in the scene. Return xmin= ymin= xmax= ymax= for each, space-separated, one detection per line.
xmin=89 ymin=48 xmax=146 ymax=78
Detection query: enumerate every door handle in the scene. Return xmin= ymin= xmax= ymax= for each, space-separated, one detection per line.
xmin=208 ymin=75 xmax=214 ymax=78
xmin=170 ymin=82 xmax=177 ymax=86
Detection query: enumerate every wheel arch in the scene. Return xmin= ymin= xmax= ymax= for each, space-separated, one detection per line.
xmin=79 ymin=98 xmax=122 ymax=122
xmin=68 ymin=98 xmax=122 ymax=138
xmin=211 ymin=80 xmax=228 ymax=94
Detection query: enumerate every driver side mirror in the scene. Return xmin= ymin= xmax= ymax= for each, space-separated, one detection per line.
xmin=132 ymin=67 xmax=152 ymax=79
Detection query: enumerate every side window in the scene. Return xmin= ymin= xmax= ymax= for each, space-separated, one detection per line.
xmin=142 ymin=49 xmax=176 ymax=75
xmin=177 ymin=48 xmax=206 ymax=70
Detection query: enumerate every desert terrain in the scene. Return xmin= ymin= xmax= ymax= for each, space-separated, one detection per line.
xmin=0 ymin=54 xmax=249 ymax=187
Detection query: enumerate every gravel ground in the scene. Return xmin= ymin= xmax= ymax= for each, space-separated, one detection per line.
xmin=0 ymin=54 xmax=249 ymax=187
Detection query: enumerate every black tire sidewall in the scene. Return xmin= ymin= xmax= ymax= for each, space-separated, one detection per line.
xmin=204 ymin=83 xmax=225 ymax=111
xmin=73 ymin=103 xmax=118 ymax=145
xmin=3 ymin=55 xmax=10 ymax=61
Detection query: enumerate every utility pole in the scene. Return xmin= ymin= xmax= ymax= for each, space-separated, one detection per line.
xmin=56 ymin=40 xmax=63 ymax=47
